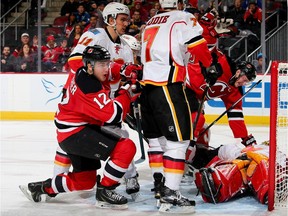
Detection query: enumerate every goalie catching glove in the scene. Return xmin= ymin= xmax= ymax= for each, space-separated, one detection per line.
xmin=200 ymin=52 xmax=223 ymax=86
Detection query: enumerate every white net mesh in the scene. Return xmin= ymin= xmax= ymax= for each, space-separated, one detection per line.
xmin=275 ymin=63 xmax=288 ymax=208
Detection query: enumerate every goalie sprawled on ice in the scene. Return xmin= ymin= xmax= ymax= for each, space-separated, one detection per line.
xmin=192 ymin=143 xmax=274 ymax=204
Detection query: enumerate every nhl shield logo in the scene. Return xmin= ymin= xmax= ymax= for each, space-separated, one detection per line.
xmin=168 ymin=126 xmax=175 ymax=132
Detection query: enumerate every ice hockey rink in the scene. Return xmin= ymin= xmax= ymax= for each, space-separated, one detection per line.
xmin=1 ymin=120 xmax=287 ymax=216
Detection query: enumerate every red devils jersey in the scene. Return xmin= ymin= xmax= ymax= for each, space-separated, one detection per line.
xmin=186 ymin=53 xmax=248 ymax=138
xmin=55 ymin=67 xmax=131 ymax=143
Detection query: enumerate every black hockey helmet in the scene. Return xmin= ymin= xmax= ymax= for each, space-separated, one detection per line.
xmin=236 ymin=61 xmax=257 ymax=82
xmin=83 ymin=45 xmax=110 ymax=68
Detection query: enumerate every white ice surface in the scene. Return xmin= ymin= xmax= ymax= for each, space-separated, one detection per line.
xmin=1 ymin=121 xmax=287 ymax=216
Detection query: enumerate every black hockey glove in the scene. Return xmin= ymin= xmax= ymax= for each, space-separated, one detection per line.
xmin=241 ymin=134 xmax=257 ymax=147
xmin=200 ymin=53 xmax=223 ymax=87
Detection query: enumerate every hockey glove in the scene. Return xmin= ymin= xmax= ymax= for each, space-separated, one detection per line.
xmin=114 ymin=82 xmax=131 ymax=99
xmin=241 ymin=134 xmax=257 ymax=147
xmin=120 ymin=63 xmax=143 ymax=81
xmin=200 ymin=53 xmax=223 ymax=86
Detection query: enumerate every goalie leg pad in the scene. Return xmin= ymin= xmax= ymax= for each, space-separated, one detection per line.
xmin=195 ymin=157 xmax=248 ymax=203
xmin=247 ymin=160 xmax=269 ymax=204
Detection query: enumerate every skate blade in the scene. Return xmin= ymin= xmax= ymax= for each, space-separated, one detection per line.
xmin=95 ymin=201 xmax=128 ymax=210
xmin=19 ymin=185 xmax=34 ymax=202
xmin=159 ymin=203 xmax=195 ymax=214
xmin=130 ymin=192 xmax=140 ymax=201
xmin=156 ymin=199 xmax=161 ymax=208
xmin=19 ymin=185 xmax=51 ymax=202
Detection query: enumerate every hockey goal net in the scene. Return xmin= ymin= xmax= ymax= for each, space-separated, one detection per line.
xmin=268 ymin=61 xmax=288 ymax=211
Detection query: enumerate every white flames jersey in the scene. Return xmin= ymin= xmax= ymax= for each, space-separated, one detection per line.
xmin=141 ymin=10 xmax=204 ymax=86
xmin=70 ymin=28 xmax=134 ymax=95
xmin=71 ymin=28 xmax=134 ymax=64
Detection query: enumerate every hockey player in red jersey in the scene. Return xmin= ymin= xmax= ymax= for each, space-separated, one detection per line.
xmin=139 ymin=0 xmax=222 ymax=213
xmin=185 ymin=51 xmax=258 ymax=166
xmin=20 ymin=46 xmax=137 ymax=209
xmin=53 ymin=2 xmax=143 ymax=197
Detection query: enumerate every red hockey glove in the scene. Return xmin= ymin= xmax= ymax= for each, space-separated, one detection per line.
xmin=120 ymin=63 xmax=143 ymax=81
xmin=241 ymin=134 xmax=257 ymax=147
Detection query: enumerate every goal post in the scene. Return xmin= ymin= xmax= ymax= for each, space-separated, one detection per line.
xmin=268 ymin=61 xmax=288 ymax=211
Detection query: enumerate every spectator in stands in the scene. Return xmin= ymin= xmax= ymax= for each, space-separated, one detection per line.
xmin=41 ymin=35 xmax=68 ymax=72
xmin=152 ymin=2 xmax=162 ymax=13
xmin=88 ymin=1 xmax=98 ymax=14
xmin=58 ymin=39 xmax=71 ymax=73
xmin=177 ymin=0 xmax=185 ymax=11
xmin=83 ymin=13 xmax=98 ymax=32
xmin=226 ymin=0 xmax=245 ymax=31
xmin=78 ymin=0 xmax=91 ymax=12
xmin=61 ymin=0 xmax=79 ymax=17
xmin=14 ymin=44 xmax=37 ymax=72
xmin=74 ymin=4 xmax=90 ymax=27
xmin=13 ymin=33 xmax=36 ymax=57
xmin=64 ymin=13 xmax=77 ymax=39
xmin=186 ymin=0 xmax=198 ymax=9
xmin=254 ymin=53 xmax=267 ymax=74
xmin=1 ymin=46 xmax=15 ymax=72
xmin=126 ymin=10 xmax=146 ymax=36
xmin=28 ymin=0 xmax=47 ymax=26
xmin=122 ymin=0 xmax=133 ymax=9
xmin=68 ymin=24 xmax=83 ymax=51
xmin=242 ymin=0 xmax=261 ymax=9
xmin=243 ymin=0 xmax=262 ymax=38
xmin=88 ymin=2 xmax=104 ymax=28
xmin=148 ymin=8 xmax=157 ymax=20
xmin=130 ymin=0 xmax=148 ymax=23
xmin=94 ymin=1 xmax=107 ymax=28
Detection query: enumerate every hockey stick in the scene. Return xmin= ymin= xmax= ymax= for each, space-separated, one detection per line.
xmin=125 ymin=114 xmax=149 ymax=143
xmin=193 ymin=84 xmax=209 ymax=140
xmin=133 ymin=100 xmax=147 ymax=164
xmin=198 ymin=60 xmax=272 ymax=138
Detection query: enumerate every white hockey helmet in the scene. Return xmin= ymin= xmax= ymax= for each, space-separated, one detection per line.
xmin=121 ymin=34 xmax=141 ymax=51
xmin=102 ymin=2 xmax=130 ymax=25
xmin=159 ymin=0 xmax=177 ymax=9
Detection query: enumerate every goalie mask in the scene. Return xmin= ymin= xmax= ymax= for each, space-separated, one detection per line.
xmin=83 ymin=45 xmax=110 ymax=68
xmin=229 ymin=61 xmax=256 ymax=86
xmin=102 ymin=2 xmax=130 ymax=26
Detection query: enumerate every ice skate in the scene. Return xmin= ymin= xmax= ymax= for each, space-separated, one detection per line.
xmin=158 ymin=186 xmax=195 ymax=214
xmin=96 ymin=182 xmax=128 ymax=210
xmin=124 ymin=175 xmax=140 ymax=201
xmin=151 ymin=172 xmax=165 ymax=207
xmin=19 ymin=179 xmax=56 ymax=202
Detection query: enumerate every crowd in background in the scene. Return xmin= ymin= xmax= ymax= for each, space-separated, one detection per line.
xmin=0 ymin=0 xmax=287 ymax=73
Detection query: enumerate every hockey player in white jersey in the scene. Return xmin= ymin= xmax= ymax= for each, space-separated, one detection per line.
xmin=53 ymin=2 xmax=142 ymax=199
xmin=139 ymin=0 xmax=222 ymax=213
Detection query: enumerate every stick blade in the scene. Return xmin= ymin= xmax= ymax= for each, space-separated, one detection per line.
xmin=135 ymin=157 xmax=145 ymax=164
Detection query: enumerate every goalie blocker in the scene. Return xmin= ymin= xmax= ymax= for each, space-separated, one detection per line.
xmin=194 ymin=146 xmax=270 ymax=204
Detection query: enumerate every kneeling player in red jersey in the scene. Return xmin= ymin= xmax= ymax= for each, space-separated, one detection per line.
xmin=20 ymin=46 xmax=137 ymax=210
